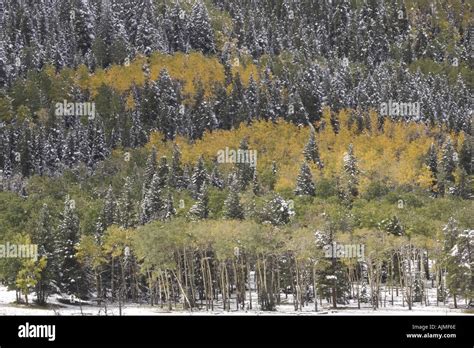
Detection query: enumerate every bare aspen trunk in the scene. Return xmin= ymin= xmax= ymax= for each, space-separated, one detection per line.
xmin=331 ymin=255 xmax=337 ymax=309
xmin=147 ymin=269 xmax=154 ymax=306
xmin=295 ymin=259 xmax=301 ymax=311
xmin=172 ymin=270 xmax=192 ymax=311
xmin=256 ymin=260 xmax=262 ymax=308
xmin=263 ymin=259 xmax=267 ymax=308
xmin=95 ymin=270 xmax=101 ymax=303
xmin=390 ymin=257 xmax=394 ymax=306
xmin=182 ymin=248 xmax=191 ymax=307
xmin=157 ymin=274 xmax=163 ymax=308
xmin=269 ymin=257 xmax=275 ymax=310
xmin=276 ymin=264 xmax=281 ymax=306
xmin=206 ymin=258 xmax=214 ymax=311
xmin=189 ymin=252 xmax=196 ymax=307
xmin=225 ymin=264 xmax=231 ymax=311
xmin=293 ymin=259 xmax=298 ymax=311
xmin=313 ymin=265 xmax=318 ymax=312
xmin=220 ymin=263 xmax=226 ymax=311
xmin=247 ymin=261 xmax=252 ymax=310
xmin=200 ymin=256 xmax=208 ymax=310
xmin=111 ymin=256 xmax=115 ymax=301
xmin=397 ymin=250 xmax=405 ymax=307
xmin=163 ymin=270 xmax=172 ymax=311
xmin=232 ymin=260 xmax=239 ymax=310
xmin=355 ymin=264 xmax=360 ymax=309
xmin=240 ymin=255 xmax=246 ymax=309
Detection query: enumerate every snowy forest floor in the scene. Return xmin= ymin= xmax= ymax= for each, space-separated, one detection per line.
xmin=0 ymin=285 xmax=471 ymax=316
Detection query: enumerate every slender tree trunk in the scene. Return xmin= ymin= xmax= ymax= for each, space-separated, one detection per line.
xmin=220 ymin=263 xmax=226 ymax=311
xmin=164 ymin=270 xmax=172 ymax=311
xmin=172 ymin=269 xmax=192 ymax=311
xmin=276 ymin=264 xmax=281 ymax=306
xmin=232 ymin=260 xmax=239 ymax=310
xmin=200 ymin=256 xmax=208 ymax=310
xmin=331 ymin=256 xmax=337 ymax=309
xmin=295 ymin=259 xmax=301 ymax=311
xmin=390 ymin=257 xmax=394 ymax=306
xmin=206 ymin=258 xmax=214 ymax=311
xmin=95 ymin=270 xmax=100 ymax=304
xmin=147 ymin=269 xmax=154 ymax=306
xmin=240 ymin=255 xmax=246 ymax=309
xmin=111 ymin=256 xmax=115 ymax=301
xmin=225 ymin=264 xmax=231 ymax=311
xmin=247 ymin=261 xmax=252 ymax=310
xmin=313 ymin=265 xmax=318 ymax=312
xmin=355 ymin=264 xmax=361 ymax=309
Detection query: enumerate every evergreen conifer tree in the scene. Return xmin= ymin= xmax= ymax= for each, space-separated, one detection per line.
xmin=295 ymin=161 xmax=316 ymax=196
xmin=188 ymin=1 xmax=215 ymax=54
xmin=190 ymin=156 xmax=207 ymax=198
xmin=188 ymin=185 xmax=209 ymax=220
xmin=56 ymin=197 xmax=87 ymax=296
xmin=303 ymin=130 xmax=323 ymax=169
xmin=224 ymin=175 xmax=244 ymax=219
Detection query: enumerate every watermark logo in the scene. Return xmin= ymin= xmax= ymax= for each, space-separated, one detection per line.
xmin=18 ymin=322 xmax=55 ymax=341
xmin=232 ymin=57 xmax=240 ymax=67
xmin=323 ymin=242 xmax=365 ymax=261
xmin=288 ymin=199 xmax=294 ymax=210
xmin=55 ymin=100 xmax=96 ymax=120
xmin=68 ymin=199 xmax=75 ymax=209
xmin=342 ymin=57 xmax=349 ymax=67
xmin=380 ymin=100 xmax=420 ymax=118
xmin=0 ymin=242 xmax=38 ymax=261
xmin=217 ymin=147 xmax=257 ymax=167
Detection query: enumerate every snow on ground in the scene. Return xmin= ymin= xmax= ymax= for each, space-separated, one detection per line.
xmin=0 ymin=285 xmax=470 ymax=316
